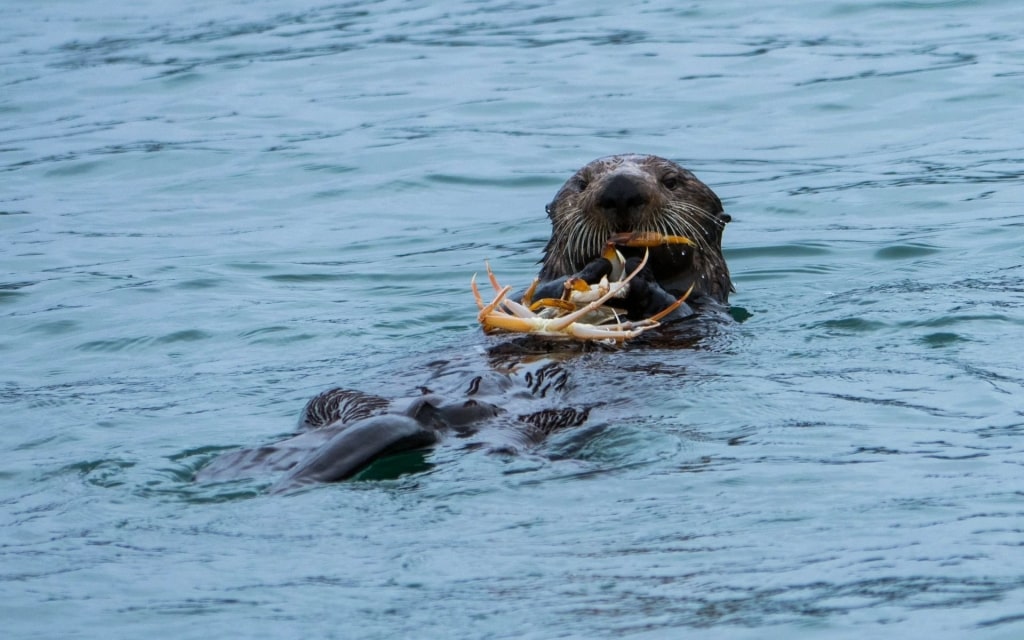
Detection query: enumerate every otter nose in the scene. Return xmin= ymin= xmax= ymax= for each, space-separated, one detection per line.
xmin=597 ymin=173 xmax=648 ymax=221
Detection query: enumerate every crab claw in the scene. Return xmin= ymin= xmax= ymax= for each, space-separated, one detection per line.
xmin=601 ymin=242 xmax=627 ymax=281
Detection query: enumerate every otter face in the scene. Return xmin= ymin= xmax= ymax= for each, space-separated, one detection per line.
xmin=539 ymin=154 xmax=732 ymax=303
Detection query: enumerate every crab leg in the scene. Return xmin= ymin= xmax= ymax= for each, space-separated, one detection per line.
xmin=482 ymin=314 xmax=557 ymax=334
xmin=470 ymin=274 xmax=485 ymax=310
xmin=602 ymin=243 xmax=627 ymax=282
xmin=471 ymin=274 xmax=513 ymax=319
xmin=567 ymin=322 xmax=656 ymax=341
xmin=496 ymin=297 xmax=538 ymax=320
xmin=484 ymin=261 xmax=504 ymax=293
xmin=521 ymin=277 xmax=540 ymax=306
xmin=529 ymin=298 xmax=577 ymax=313
xmin=646 ymin=282 xmax=696 ymax=323
xmin=609 ymin=231 xmax=695 ymax=248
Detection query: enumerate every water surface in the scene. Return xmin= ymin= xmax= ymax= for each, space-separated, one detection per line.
xmin=3 ymin=1 xmax=1024 ymax=638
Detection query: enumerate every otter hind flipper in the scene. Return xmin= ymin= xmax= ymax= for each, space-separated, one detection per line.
xmin=271 ymin=415 xmax=438 ymax=493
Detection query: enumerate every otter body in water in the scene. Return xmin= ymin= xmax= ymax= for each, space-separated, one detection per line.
xmin=196 ymin=155 xmax=732 ymax=492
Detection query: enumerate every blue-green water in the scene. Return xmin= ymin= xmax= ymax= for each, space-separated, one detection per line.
xmin=3 ymin=1 xmax=1024 ymax=637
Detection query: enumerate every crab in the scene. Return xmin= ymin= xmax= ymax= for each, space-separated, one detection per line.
xmin=471 ymin=232 xmax=695 ymax=343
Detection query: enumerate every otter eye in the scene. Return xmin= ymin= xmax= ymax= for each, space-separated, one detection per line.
xmin=662 ymin=175 xmax=680 ymax=190
xmin=574 ymin=177 xmax=589 ymax=191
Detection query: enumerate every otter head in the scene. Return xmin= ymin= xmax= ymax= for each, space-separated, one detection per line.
xmin=539 ymin=154 xmax=733 ymax=304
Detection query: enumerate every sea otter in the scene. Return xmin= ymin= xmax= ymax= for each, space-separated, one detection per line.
xmin=196 ymin=155 xmax=733 ymax=492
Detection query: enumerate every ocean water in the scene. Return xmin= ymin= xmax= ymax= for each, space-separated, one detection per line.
xmin=3 ymin=0 xmax=1024 ymax=638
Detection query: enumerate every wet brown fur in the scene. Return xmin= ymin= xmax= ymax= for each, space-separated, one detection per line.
xmin=540 ymin=154 xmax=733 ymax=304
